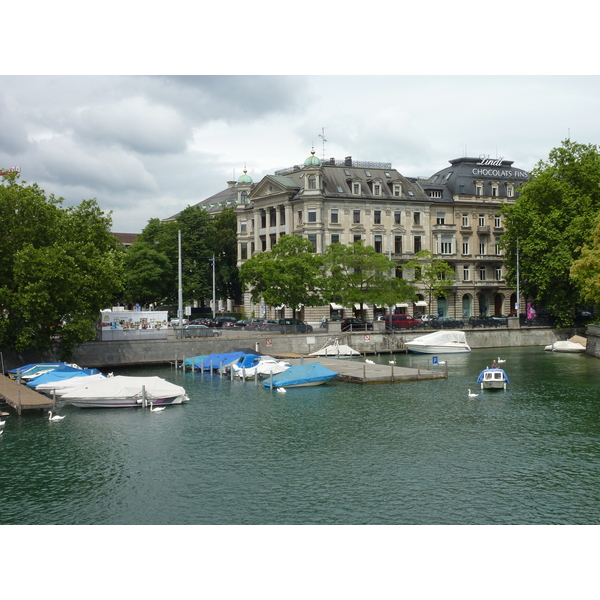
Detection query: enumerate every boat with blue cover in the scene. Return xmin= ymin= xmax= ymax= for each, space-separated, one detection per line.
xmin=263 ymin=363 xmax=338 ymax=388
xmin=477 ymin=367 xmax=509 ymax=390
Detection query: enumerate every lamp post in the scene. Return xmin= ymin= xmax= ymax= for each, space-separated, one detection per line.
xmin=177 ymin=230 xmax=183 ymax=325
xmin=210 ymin=255 xmax=216 ymax=320
xmin=516 ymin=239 xmax=520 ymax=318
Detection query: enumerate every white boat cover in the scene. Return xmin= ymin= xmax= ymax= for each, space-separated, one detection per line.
xmin=409 ymin=330 xmax=469 ymax=346
xmin=544 ymin=340 xmax=586 ymax=353
xmin=61 ymin=376 xmax=186 ymax=401
xmin=309 ymin=343 xmax=360 ymax=357
xmin=232 ymin=357 xmax=291 ymax=378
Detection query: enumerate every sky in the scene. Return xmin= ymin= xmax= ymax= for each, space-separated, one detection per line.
xmin=2 ymin=3 xmax=599 ymax=237
xmin=2 ymin=74 xmax=599 ymax=234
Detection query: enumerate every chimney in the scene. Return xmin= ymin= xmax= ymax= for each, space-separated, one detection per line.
xmin=227 ymin=181 xmax=236 ymax=188
xmin=345 ymin=156 xmax=352 ymax=167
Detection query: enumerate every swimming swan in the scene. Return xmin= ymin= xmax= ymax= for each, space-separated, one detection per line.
xmin=467 ymin=389 xmax=479 ymax=397
xmin=48 ymin=411 xmax=65 ymax=421
xmin=497 ymin=357 xmax=506 ymax=363
xmin=150 ymin=403 xmax=166 ymax=412
xmin=365 ymin=359 xmax=375 ymax=364
xmin=277 ymin=387 xmax=287 ymax=394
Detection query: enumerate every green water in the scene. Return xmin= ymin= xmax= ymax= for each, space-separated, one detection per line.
xmin=2 ymin=346 xmax=600 ymax=524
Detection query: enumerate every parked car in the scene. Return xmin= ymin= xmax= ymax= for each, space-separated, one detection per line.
xmin=430 ymin=316 xmax=464 ymax=329
xmin=279 ymin=318 xmax=314 ymax=334
xmin=257 ymin=319 xmax=280 ymax=331
xmin=341 ymin=318 xmax=372 ymax=332
xmin=170 ymin=318 xmax=189 ymax=326
xmin=180 ymin=325 xmax=221 ymax=338
xmin=213 ymin=316 xmax=238 ymax=328
xmin=382 ymin=314 xmax=420 ymax=330
xmin=232 ymin=319 xmax=250 ymax=329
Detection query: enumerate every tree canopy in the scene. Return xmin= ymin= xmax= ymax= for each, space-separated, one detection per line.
xmin=0 ymin=173 xmax=125 ymax=359
xmin=501 ymin=140 xmax=600 ymax=325
xmin=321 ymin=241 xmax=417 ymax=318
xmin=570 ymin=212 xmax=600 ymax=308
xmin=239 ymin=235 xmax=323 ymax=317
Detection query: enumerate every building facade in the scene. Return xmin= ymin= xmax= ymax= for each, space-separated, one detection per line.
xmin=168 ymin=151 xmax=529 ymax=323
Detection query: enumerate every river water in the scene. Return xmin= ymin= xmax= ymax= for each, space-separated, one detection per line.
xmin=2 ymin=345 xmax=600 ymax=525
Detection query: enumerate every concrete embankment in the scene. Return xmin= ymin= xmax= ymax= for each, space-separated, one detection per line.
xmin=0 ymin=326 xmax=585 ymax=370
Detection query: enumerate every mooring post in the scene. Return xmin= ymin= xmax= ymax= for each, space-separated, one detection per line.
xmin=417 ymin=365 xmax=420 ymax=380
xmin=141 ymin=385 xmax=147 ymax=408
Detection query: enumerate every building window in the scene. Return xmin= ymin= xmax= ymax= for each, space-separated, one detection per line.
xmin=374 ymin=235 xmax=382 ymax=253
xmin=414 ymin=212 xmax=421 ymax=226
xmin=241 ymin=191 xmax=248 ymax=204
xmin=495 ymin=240 xmax=502 ymax=255
xmin=480 ymin=266 xmax=486 ymax=281
xmin=241 ymin=243 xmax=248 ymax=260
xmin=479 ymin=214 xmax=485 ymax=227
xmin=430 ymin=190 xmax=442 ymax=199
xmin=395 ymin=266 xmax=403 ymax=278
xmin=459 ymin=185 xmax=465 ymax=193
xmin=462 ymin=238 xmax=469 ymax=255
xmin=240 ymin=220 xmax=247 ymax=233
xmin=330 ymin=209 xmax=339 ymax=224
xmin=270 ymin=210 xmax=276 ymax=227
xmin=353 ymin=234 xmax=362 ymax=243
xmin=440 ymin=236 xmax=452 ymax=254
xmin=353 ymin=183 xmax=360 ymax=195
xmin=308 ymin=175 xmax=317 ymax=189
xmin=308 ymin=234 xmax=317 ymax=252
xmin=494 ymin=215 xmax=501 ymax=228
xmin=479 ymin=240 xmax=486 ymax=255
xmin=436 ymin=213 xmax=446 ymax=225
xmin=308 ymin=208 xmax=317 ymax=223
xmin=414 ymin=236 xmax=422 ymax=253
xmin=297 ymin=210 xmax=302 ymax=224
xmin=475 ymin=181 xmax=483 ymax=195
xmin=496 ymin=267 xmax=502 ymax=281
xmin=394 ymin=236 xmax=402 ymax=254
xmin=331 ymin=234 xmax=340 ymax=244
xmin=353 ymin=210 xmax=361 ymax=223
xmin=373 ymin=184 xmax=381 ymax=195
xmin=463 ymin=266 xmax=470 ymax=281
xmin=393 ymin=184 xmax=401 ymax=197
xmin=374 ymin=210 xmax=381 ymax=224
xmin=462 ymin=214 xmax=469 ymax=227
xmin=491 ymin=181 xmax=499 ymax=196
xmin=506 ymin=183 xmax=514 ymax=197
xmin=394 ymin=211 xmax=401 ymax=225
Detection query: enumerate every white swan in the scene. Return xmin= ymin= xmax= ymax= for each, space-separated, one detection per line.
xmin=0 ymin=419 xmax=5 ymax=426
xmin=365 ymin=359 xmax=375 ymax=364
xmin=389 ymin=360 xmax=396 ymax=365
xmin=277 ymin=387 xmax=287 ymax=394
xmin=150 ymin=403 xmax=166 ymax=412
xmin=497 ymin=357 xmax=506 ymax=363
xmin=0 ymin=429 xmax=3 ymax=434
xmin=467 ymin=389 xmax=479 ymax=397
xmin=48 ymin=411 xmax=65 ymax=421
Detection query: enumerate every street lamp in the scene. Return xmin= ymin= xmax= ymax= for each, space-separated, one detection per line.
xmin=177 ymin=230 xmax=183 ymax=325
xmin=515 ymin=238 xmax=520 ymax=317
xmin=210 ymin=255 xmax=216 ymax=320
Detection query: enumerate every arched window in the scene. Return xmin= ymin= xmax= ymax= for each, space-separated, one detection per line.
xmin=308 ymin=175 xmax=316 ymax=189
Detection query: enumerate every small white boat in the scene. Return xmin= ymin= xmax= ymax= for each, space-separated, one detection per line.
xmin=309 ymin=341 xmax=360 ymax=358
xmin=405 ymin=330 xmax=471 ymax=354
xmin=61 ymin=376 xmax=188 ymax=408
xmin=477 ymin=368 xmax=509 ymax=390
xmin=232 ymin=355 xmax=291 ymax=379
xmin=544 ymin=340 xmax=586 ymax=353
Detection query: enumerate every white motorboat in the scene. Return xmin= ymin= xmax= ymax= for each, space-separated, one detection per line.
xmin=35 ymin=373 xmax=108 ymax=397
xmin=232 ymin=355 xmax=291 ymax=379
xmin=309 ymin=341 xmax=360 ymax=358
xmin=544 ymin=340 xmax=586 ymax=353
xmin=61 ymin=376 xmax=188 ymax=408
xmin=477 ymin=367 xmax=509 ymax=390
xmin=405 ymin=330 xmax=471 ymax=354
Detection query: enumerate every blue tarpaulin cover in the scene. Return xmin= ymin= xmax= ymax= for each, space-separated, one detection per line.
xmin=263 ymin=363 xmax=338 ymax=388
xmin=477 ymin=368 xmax=509 ymax=384
xmin=27 ymin=366 xmax=101 ymax=388
xmin=199 ymin=352 xmax=246 ymax=370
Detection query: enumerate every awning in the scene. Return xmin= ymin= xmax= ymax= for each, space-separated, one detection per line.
xmin=330 ymin=303 xmax=343 ymax=310
xmin=354 ymin=303 xmax=365 ymax=309
xmin=395 ymin=303 xmax=409 ymax=308
xmin=415 ymin=301 xmax=428 ymax=307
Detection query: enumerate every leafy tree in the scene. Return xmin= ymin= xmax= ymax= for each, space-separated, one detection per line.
xmin=213 ymin=208 xmax=242 ymax=304
xmin=570 ymin=212 xmax=600 ymax=307
xmin=122 ymin=242 xmax=171 ymax=306
xmin=501 ymin=140 xmax=600 ymax=325
xmin=240 ymin=235 xmax=323 ymax=320
xmin=0 ymin=174 xmax=124 ymax=360
xmin=321 ymin=241 xmax=417 ymax=319
xmin=403 ymin=250 xmax=455 ymax=316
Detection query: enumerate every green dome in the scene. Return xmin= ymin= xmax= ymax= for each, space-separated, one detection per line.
xmin=304 ymin=149 xmax=322 ymax=167
xmin=237 ymin=168 xmax=253 ymax=184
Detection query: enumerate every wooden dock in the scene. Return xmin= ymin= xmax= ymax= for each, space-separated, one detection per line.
xmin=0 ymin=376 xmax=55 ymax=414
xmin=290 ymin=357 xmax=447 ymax=384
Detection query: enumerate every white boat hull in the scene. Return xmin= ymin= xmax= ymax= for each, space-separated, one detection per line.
xmin=405 ymin=343 xmax=471 ymax=354
xmin=66 ymin=394 xmax=187 ymax=408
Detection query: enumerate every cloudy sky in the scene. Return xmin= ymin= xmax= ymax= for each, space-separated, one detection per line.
xmin=2 ymin=6 xmax=598 ymax=235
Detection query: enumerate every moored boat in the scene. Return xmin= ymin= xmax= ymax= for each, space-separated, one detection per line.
xmin=309 ymin=341 xmax=360 ymax=358
xmin=405 ymin=330 xmax=471 ymax=354
xmin=61 ymin=376 xmax=188 ymax=408
xmin=231 ymin=355 xmax=291 ymax=379
xmin=263 ymin=363 xmax=338 ymax=389
xmin=477 ymin=367 xmax=509 ymax=390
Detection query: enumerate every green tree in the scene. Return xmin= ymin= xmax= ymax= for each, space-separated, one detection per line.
xmin=322 ymin=241 xmax=417 ymax=319
xmin=570 ymin=212 xmax=600 ymax=308
xmin=404 ymin=250 xmax=455 ymax=316
xmin=0 ymin=174 xmax=125 ymax=359
xmin=122 ymin=242 xmax=171 ymax=306
xmin=501 ymin=140 xmax=600 ymax=325
xmin=213 ymin=208 xmax=242 ymax=304
xmin=240 ymin=235 xmax=323 ymax=320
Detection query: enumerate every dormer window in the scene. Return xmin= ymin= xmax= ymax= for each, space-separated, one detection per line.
xmin=365 ymin=170 xmax=371 ymax=177
xmin=308 ymin=174 xmax=316 ymax=189
xmin=429 ymin=190 xmax=442 ymax=198
xmin=475 ymin=180 xmax=484 ymax=195
xmin=505 ymin=182 xmax=514 ymax=197
xmin=490 ymin=180 xmax=499 ymax=196
xmin=393 ymin=184 xmax=401 ymax=197
xmin=373 ymin=184 xmax=381 ymax=195
xmin=353 ymin=182 xmax=361 ymax=195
